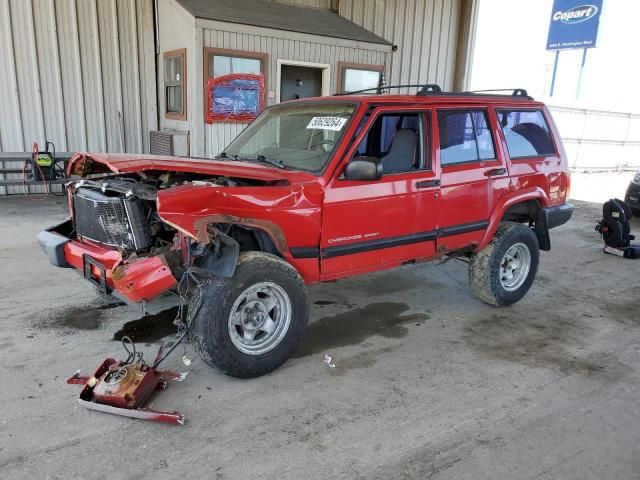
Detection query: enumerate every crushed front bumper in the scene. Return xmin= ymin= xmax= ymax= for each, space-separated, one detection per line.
xmin=37 ymin=220 xmax=177 ymax=303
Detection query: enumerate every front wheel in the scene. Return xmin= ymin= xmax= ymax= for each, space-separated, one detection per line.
xmin=191 ymin=252 xmax=309 ymax=378
xmin=468 ymin=222 xmax=540 ymax=307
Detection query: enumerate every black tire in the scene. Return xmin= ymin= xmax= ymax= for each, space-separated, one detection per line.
xmin=468 ymin=222 xmax=540 ymax=307
xmin=191 ymin=252 xmax=308 ymax=378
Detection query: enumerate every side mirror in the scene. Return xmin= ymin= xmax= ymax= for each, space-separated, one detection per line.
xmin=343 ymin=156 xmax=383 ymax=181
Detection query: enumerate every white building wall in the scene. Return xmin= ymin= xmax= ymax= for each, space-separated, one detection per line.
xmin=339 ymin=0 xmax=462 ymax=92
xmin=0 ymin=0 xmax=157 ymax=155
xmin=272 ymin=0 xmax=333 ymax=8
xmin=157 ymin=0 xmax=196 ymax=134
xmin=198 ymin=22 xmax=389 ymax=157
xmin=157 ymin=0 xmax=390 ymax=158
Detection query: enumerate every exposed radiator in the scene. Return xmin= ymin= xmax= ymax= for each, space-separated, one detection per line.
xmin=73 ymin=188 xmax=150 ymax=250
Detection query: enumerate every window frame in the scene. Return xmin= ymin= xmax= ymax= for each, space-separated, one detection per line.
xmin=344 ymin=107 xmax=431 ymax=177
xmin=337 ymin=61 xmax=384 ymax=94
xmin=222 ymin=100 xmax=360 ymax=176
xmin=436 ymin=108 xmax=498 ymax=168
xmin=163 ymin=48 xmax=187 ymax=121
xmin=495 ymin=108 xmax=558 ymax=160
xmin=203 ymin=47 xmax=269 ymax=116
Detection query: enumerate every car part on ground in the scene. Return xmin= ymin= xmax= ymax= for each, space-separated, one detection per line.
xmin=67 ymin=337 xmax=188 ymax=425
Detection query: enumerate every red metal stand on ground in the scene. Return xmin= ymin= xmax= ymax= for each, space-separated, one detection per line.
xmin=67 ymin=355 xmax=188 ymax=426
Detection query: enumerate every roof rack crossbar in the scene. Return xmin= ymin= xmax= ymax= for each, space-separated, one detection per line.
xmin=464 ymin=88 xmax=530 ymax=97
xmin=334 ymin=84 xmax=437 ymax=96
xmin=334 ymin=84 xmax=533 ymax=100
xmin=417 ymin=84 xmax=442 ymax=95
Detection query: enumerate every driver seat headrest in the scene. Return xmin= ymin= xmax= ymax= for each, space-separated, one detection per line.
xmin=381 ymin=129 xmax=417 ymax=174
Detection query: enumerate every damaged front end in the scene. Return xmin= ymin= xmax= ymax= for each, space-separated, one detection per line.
xmin=37 ymin=162 xmax=256 ymax=304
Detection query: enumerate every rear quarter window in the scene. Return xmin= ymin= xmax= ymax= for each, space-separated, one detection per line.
xmin=497 ymin=110 xmax=556 ymax=159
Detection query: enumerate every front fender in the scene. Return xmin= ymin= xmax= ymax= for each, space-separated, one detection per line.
xmin=156 ymin=182 xmax=322 ymax=259
xmin=477 ymin=187 xmax=550 ymax=251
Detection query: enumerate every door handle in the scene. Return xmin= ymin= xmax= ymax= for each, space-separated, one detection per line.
xmin=415 ymin=179 xmax=441 ymax=188
xmin=485 ymin=168 xmax=507 ymax=177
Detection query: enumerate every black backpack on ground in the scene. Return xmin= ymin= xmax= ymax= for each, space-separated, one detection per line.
xmin=595 ymin=198 xmax=640 ymax=259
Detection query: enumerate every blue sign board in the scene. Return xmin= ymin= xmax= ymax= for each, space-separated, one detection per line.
xmin=546 ymin=0 xmax=602 ymax=50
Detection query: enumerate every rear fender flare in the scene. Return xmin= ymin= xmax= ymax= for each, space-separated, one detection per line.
xmin=478 ymin=187 xmax=550 ymax=251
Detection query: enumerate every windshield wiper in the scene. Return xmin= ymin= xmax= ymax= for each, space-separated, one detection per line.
xmin=220 ymin=153 xmax=285 ymax=169
xmin=255 ymin=155 xmax=285 ymax=169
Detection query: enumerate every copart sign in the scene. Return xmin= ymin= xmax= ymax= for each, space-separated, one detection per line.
xmin=546 ymin=0 xmax=602 ymax=50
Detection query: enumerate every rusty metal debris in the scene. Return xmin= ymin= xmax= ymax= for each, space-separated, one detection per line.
xmin=67 ymin=337 xmax=187 ymax=425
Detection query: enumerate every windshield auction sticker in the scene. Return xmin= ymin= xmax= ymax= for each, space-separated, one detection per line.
xmin=306 ymin=116 xmax=348 ymax=131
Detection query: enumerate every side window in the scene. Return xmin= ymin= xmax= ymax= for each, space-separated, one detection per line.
xmin=338 ymin=62 xmax=384 ymax=94
xmin=353 ymin=112 xmax=427 ymax=174
xmin=437 ymin=110 xmax=496 ymax=166
xmin=497 ymin=110 xmax=555 ymax=158
xmin=164 ymin=49 xmax=187 ymax=120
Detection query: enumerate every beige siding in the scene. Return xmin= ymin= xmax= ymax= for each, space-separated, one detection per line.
xmin=156 ymin=0 xmax=464 ymax=158
xmin=340 ymin=0 xmax=461 ymax=92
xmin=196 ymin=22 xmax=388 ymax=157
xmin=0 ymin=0 xmax=157 ymax=155
xmin=157 ymin=0 xmax=196 ymax=134
xmin=271 ymin=0 xmax=333 ymax=8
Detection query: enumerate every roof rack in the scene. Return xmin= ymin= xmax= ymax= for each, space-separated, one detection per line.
xmin=464 ymin=88 xmax=531 ymax=98
xmin=335 ymin=84 xmax=533 ymax=100
xmin=334 ymin=84 xmax=436 ymax=96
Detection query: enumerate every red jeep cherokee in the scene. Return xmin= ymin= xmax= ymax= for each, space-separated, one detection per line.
xmin=38 ymin=87 xmax=573 ymax=377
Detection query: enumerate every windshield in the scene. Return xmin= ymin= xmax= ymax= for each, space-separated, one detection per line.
xmin=222 ymin=102 xmax=356 ymax=172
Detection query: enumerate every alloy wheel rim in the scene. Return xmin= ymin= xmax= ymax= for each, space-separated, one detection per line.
xmin=499 ymin=242 xmax=531 ymax=292
xmin=228 ymin=282 xmax=292 ymax=355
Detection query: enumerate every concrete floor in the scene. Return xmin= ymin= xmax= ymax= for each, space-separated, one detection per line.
xmin=1 ymin=176 xmax=639 ymax=479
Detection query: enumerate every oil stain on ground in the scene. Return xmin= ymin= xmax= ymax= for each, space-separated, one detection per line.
xmin=463 ymin=311 xmax=631 ymax=381
xmin=112 ymin=307 xmax=180 ymax=343
xmin=37 ymin=301 xmax=179 ymax=343
xmin=294 ymin=302 xmax=429 ymax=358
xmin=38 ymin=301 xmax=126 ymax=331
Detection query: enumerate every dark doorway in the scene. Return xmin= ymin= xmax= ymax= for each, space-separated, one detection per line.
xmin=280 ymin=65 xmax=323 ymax=101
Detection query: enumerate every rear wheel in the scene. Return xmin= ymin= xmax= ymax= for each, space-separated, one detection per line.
xmin=469 ymin=222 xmax=539 ymax=307
xmin=191 ymin=252 xmax=308 ymax=378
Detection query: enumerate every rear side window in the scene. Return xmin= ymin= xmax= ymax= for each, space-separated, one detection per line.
xmin=437 ymin=110 xmax=495 ymax=166
xmin=497 ymin=110 xmax=555 ymax=158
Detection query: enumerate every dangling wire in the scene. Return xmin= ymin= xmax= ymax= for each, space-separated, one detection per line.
xmin=121 ymin=335 xmax=144 ymax=365
xmin=152 ymin=269 xmax=205 ymax=369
